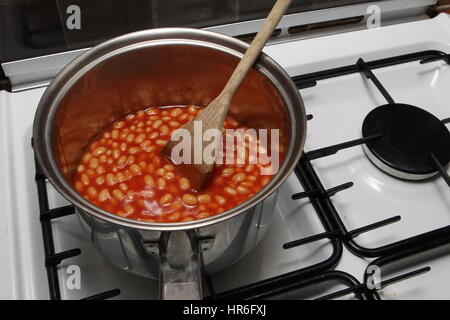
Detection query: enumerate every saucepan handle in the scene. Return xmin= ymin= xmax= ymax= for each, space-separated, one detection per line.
xmin=159 ymin=230 xmax=203 ymax=300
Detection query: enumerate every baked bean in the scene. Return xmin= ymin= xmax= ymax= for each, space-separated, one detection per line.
xmin=88 ymin=157 xmax=99 ymax=170
xmin=115 ymin=172 xmax=125 ymax=183
xmin=182 ymin=194 xmax=198 ymax=206
xmin=198 ymin=194 xmax=212 ymax=204
xmin=215 ymin=195 xmax=226 ymax=206
xmin=222 ymin=168 xmax=234 ymax=177
xmin=106 ymin=173 xmax=117 ymax=186
xmin=179 ymin=178 xmax=190 ymax=190
xmin=225 ymin=187 xmax=237 ymax=196
xmin=130 ymin=164 xmax=142 ymax=175
xmin=95 ymin=175 xmax=105 ymax=185
xmin=188 ymin=106 xmax=197 ymax=114
xmin=149 ymin=132 xmax=159 ymax=139
xmin=196 ymin=212 xmax=210 ymax=219
xmin=232 ymin=173 xmax=246 ymax=183
xmin=96 ymin=165 xmax=105 ymax=175
xmin=75 ymin=181 xmax=83 ymax=192
xmin=160 ymin=125 xmax=169 ymax=135
xmin=241 ymin=181 xmax=253 ymax=188
xmin=142 ymin=144 xmax=155 ymax=153
xmin=126 ymin=133 xmax=135 ymax=144
xmin=157 ymin=177 xmax=166 ymax=190
xmin=113 ymin=121 xmax=125 ymax=129
xmin=93 ymin=147 xmax=106 ymax=156
xmin=111 ymin=129 xmax=119 ymax=139
xmin=156 ymin=168 xmax=165 ymax=176
xmin=98 ymin=189 xmax=110 ymax=201
xmin=126 ymin=191 xmax=135 ymax=200
xmin=81 ymin=174 xmax=90 ymax=186
xmin=87 ymin=186 xmax=97 ymax=198
xmin=164 ymin=172 xmax=175 ymax=180
xmin=119 ymin=183 xmax=128 ymax=191
xmin=237 ymin=186 xmax=249 ymax=194
xmin=139 ymin=161 xmax=147 ymax=171
xmin=160 ymin=194 xmax=173 ymax=205
xmin=129 ymin=146 xmax=140 ymax=154
xmin=112 ymin=149 xmax=120 ymax=159
xmin=167 ymin=212 xmax=181 ymax=221
xmin=135 ymin=133 xmax=146 ymax=144
xmin=164 ymin=164 xmax=174 ymax=171
xmin=170 ymin=108 xmax=182 ymax=117
xmin=113 ymin=189 xmax=125 ymax=201
xmin=120 ymin=128 xmax=130 ymax=140
xmin=74 ymin=105 xmax=273 ymax=223
xmin=245 ymin=164 xmax=255 ymax=172
xmin=117 ymin=155 xmax=127 ymax=166
xmin=124 ymin=204 xmax=134 ymax=215
xmin=172 ymin=200 xmax=182 ymax=210
xmin=152 ymin=120 xmax=162 ymax=129
xmin=124 ymin=170 xmax=133 ymax=180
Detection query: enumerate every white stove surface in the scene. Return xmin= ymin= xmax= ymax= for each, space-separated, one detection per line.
xmin=1 ymin=14 xmax=449 ymax=300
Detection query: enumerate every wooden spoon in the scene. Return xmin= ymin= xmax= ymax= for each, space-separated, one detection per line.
xmin=162 ymin=0 xmax=292 ymax=190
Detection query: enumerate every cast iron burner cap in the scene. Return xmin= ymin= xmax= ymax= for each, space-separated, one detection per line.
xmin=362 ymin=103 xmax=450 ymax=180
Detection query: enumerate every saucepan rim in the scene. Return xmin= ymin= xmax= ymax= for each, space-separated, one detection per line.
xmin=32 ymin=27 xmax=307 ymax=231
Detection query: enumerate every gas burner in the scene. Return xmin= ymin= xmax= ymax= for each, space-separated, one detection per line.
xmin=362 ymin=103 xmax=450 ymax=181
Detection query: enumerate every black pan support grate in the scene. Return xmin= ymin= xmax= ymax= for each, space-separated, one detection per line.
xmin=33 ymin=50 xmax=449 ymax=300
xmin=33 ymin=152 xmax=120 ymax=300
xmin=208 ymin=50 xmax=450 ymax=300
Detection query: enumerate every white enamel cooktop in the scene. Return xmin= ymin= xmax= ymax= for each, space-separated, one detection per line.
xmin=0 ymin=14 xmax=449 ymax=299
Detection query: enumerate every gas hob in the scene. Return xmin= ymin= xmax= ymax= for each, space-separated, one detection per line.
xmin=0 ymin=13 xmax=449 ymax=300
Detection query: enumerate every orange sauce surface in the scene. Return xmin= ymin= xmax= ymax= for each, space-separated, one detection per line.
xmin=73 ymin=106 xmax=272 ymax=223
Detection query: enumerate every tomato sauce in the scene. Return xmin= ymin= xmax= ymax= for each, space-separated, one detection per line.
xmin=73 ymin=106 xmax=272 ymax=223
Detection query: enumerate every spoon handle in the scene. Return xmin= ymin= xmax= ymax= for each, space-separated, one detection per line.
xmin=220 ymin=0 xmax=293 ymax=100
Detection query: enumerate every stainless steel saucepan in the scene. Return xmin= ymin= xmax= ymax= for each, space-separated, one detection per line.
xmin=32 ymin=28 xmax=307 ymax=299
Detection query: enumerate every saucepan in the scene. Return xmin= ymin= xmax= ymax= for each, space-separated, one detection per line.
xmin=32 ymin=28 xmax=307 ymax=299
